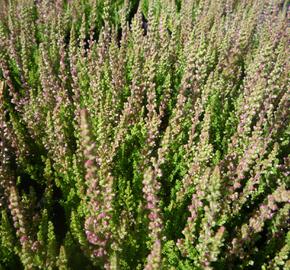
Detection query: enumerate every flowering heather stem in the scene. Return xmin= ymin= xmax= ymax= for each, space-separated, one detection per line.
xmin=0 ymin=1 xmax=288 ymax=269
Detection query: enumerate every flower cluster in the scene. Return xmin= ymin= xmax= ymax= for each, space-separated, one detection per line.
xmin=0 ymin=0 xmax=289 ymax=269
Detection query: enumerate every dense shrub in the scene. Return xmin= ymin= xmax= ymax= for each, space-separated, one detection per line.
xmin=0 ymin=0 xmax=289 ymax=269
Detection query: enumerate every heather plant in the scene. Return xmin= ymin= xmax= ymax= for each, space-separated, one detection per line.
xmin=0 ymin=0 xmax=289 ymax=269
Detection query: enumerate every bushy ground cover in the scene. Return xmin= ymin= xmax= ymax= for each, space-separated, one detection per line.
xmin=0 ymin=0 xmax=289 ymax=269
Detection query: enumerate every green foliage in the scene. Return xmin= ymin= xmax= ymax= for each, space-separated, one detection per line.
xmin=0 ymin=0 xmax=289 ymax=269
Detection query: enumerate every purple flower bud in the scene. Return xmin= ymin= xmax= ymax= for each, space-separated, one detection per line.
xmin=20 ymin=235 xmax=29 ymax=245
